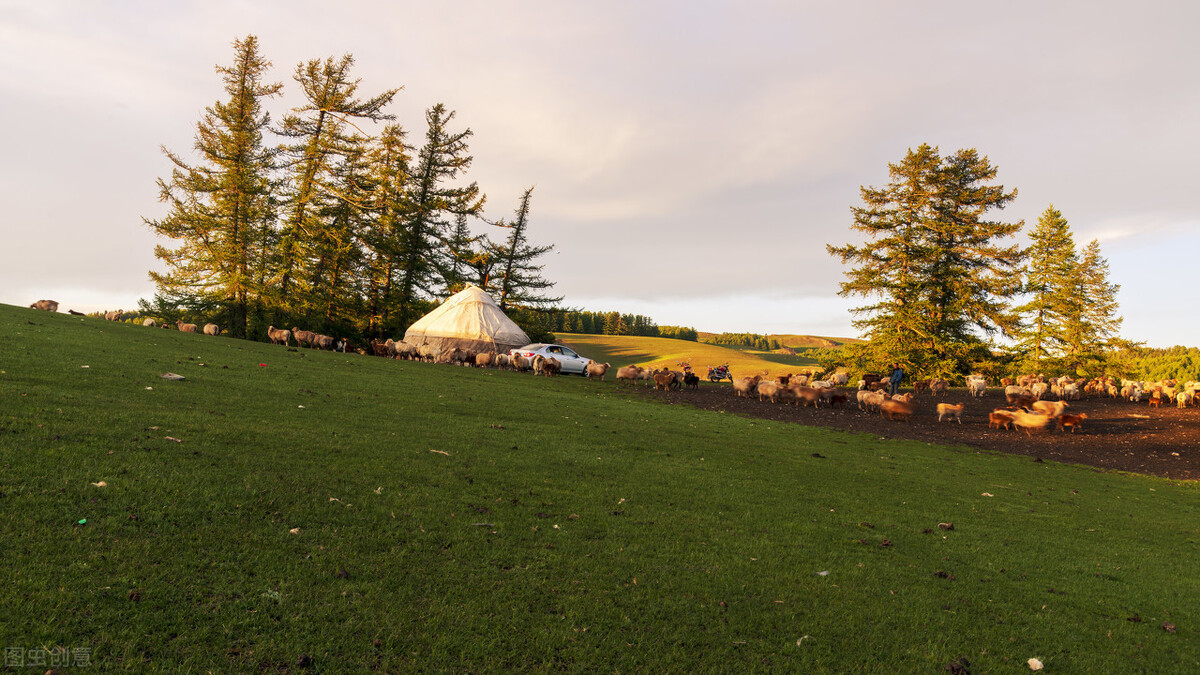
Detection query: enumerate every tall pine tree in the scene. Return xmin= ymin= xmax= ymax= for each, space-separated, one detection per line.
xmin=828 ymin=144 xmax=1024 ymax=376
xmin=1015 ymin=205 xmax=1078 ymax=369
xmin=393 ymin=104 xmax=485 ymax=327
xmin=1062 ymin=238 xmax=1122 ymax=373
xmin=145 ymin=35 xmax=281 ymax=338
xmin=489 ymin=187 xmax=562 ymax=310
xmin=273 ymin=54 xmax=398 ymax=319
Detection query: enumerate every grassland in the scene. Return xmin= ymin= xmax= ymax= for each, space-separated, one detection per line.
xmin=2 ymin=305 xmax=1198 ymax=672
xmin=554 ymin=333 xmax=820 ymax=378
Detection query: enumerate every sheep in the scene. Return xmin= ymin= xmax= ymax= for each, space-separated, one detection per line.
xmin=476 ymin=352 xmax=494 ymax=369
xmin=640 ymin=367 xmax=656 ymax=387
xmin=1007 ymin=390 xmax=1036 ymax=408
xmin=1121 ymin=384 xmax=1142 ymax=402
xmin=585 ymin=361 xmax=612 ymax=381
xmin=732 ymin=375 xmax=761 ymax=398
xmin=1058 ymin=413 xmax=1088 ymax=433
xmin=392 ymin=340 xmax=418 ymax=360
xmin=988 ymin=409 xmax=1015 ymax=430
xmin=756 ymin=381 xmax=786 ymax=403
xmin=267 ymin=325 xmax=291 ymax=346
xmin=511 ymin=354 xmax=531 ymax=372
xmin=203 ymin=323 xmax=220 ymax=336
xmin=879 ymin=399 xmax=915 ymax=422
xmin=142 ymin=318 xmax=156 ymax=327
xmin=30 ymin=299 xmax=59 ymax=311
xmin=683 ymin=372 xmax=700 ymax=390
xmin=493 ymin=354 xmax=511 ymax=370
xmin=790 ymin=385 xmax=823 ymax=408
xmin=68 ymin=309 xmax=85 ymax=316
xmin=541 ymin=357 xmax=562 ymax=377
xmin=912 ymin=379 xmax=930 ymax=395
xmin=1178 ymin=392 xmax=1190 ymax=409
xmin=616 ymin=365 xmax=644 ymax=385
xmin=1010 ymin=410 xmax=1052 ymax=437
xmin=1031 ymin=382 xmax=1049 ymax=400
xmin=830 ymin=372 xmax=849 ymax=386
xmin=1031 ymin=400 xmax=1069 ymax=419
xmin=1149 ymin=392 xmax=1163 ymax=408
xmin=104 ymin=310 xmax=123 ymax=321
xmin=176 ymin=320 xmax=198 ymax=333
xmin=857 ymin=389 xmax=887 ymax=412
xmin=828 ymin=393 xmax=848 ymax=408
xmin=937 ymin=402 xmax=965 ymax=423
xmin=966 ymin=377 xmax=987 ymax=398
xmin=1062 ymin=383 xmax=1080 ymax=401
xmin=371 ymin=340 xmax=392 ymax=357
xmin=418 ymin=343 xmax=439 ymax=363
xmin=653 ymin=368 xmax=678 ymax=391
xmin=292 ymin=328 xmax=317 ymax=348
xmin=313 ymin=334 xmax=335 ymax=350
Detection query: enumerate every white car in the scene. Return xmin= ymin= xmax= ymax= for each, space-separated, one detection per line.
xmin=509 ymin=343 xmax=592 ymax=375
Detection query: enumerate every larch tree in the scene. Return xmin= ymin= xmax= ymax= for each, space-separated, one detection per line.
xmin=489 ymin=186 xmax=562 ymax=310
xmin=1015 ymin=205 xmax=1078 ymax=368
xmin=828 ymin=144 xmax=1024 ymax=376
xmin=360 ymin=123 xmax=412 ymax=336
xmin=393 ymin=103 xmax=485 ymax=327
xmin=1061 ymin=238 xmax=1122 ymax=373
xmin=273 ymin=54 xmax=398 ymax=319
xmin=145 ymin=35 xmax=282 ymax=338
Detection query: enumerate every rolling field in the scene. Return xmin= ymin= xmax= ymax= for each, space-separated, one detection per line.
xmin=554 ymin=333 xmax=820 ymax=379
xmin=2 ymin=304 xmax=1198 ymax=672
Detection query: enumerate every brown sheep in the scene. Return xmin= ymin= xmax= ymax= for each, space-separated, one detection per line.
xmin=292 ymin=328 xmax=317 ymax=348
xmin=585 ymin=361 xmax=612 ymax=381
xmin=1010 ymin=410 xmax=1052 ymax=437
xmin=203 ymin=323 xmax=220 ymax=336
xmin=732 ymin=375 xmax=761 ymax=398
xmin=267 ymin=326 xmax=291 ymax=346
xmin=476 ymin=352 xmax=495 ymax=368
xmin=929 ymin=379 xmax=949 ymax=397
xmin=653 ymin=368 xmax=678 ymax=391
xmin=313 ymin=334 xmax=335 ymax=350
xmin=617 ymin=365 xmax=644 ymax=385
xmin=541 ymin=357 xmax=562 ymax=377
xmin=176 ymin=320 xmax=198 ymax=333
xmin=1058 ymin=413 xmax=1088 ymax=433
xmin=756 ymin=380 xmax=786 ymax=403
xmin=988 ymin=410 xmax=1014 ymax=430
xmin=30 ymin=299 xmax=59 ymax=312
xmin=790 ymin=385 xmax=822 ymax=408
xmin=880 ymin=399 xmax=915 ymax=422
xmin=936 ymin=402 xmax=965 ymax=424
xmin=1031 ymin=400 xmax=1068 ymax=419
xmin=105 ymin=310 xmax=123 ymax=321
xmin=511 ymin=354 xmax=531 ymax=372
xmin=142 ymin=318 xmax=156 ymax=327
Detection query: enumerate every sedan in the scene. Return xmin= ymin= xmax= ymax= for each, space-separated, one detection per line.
xmin=509 ymin=343 xmax=592 ymax=375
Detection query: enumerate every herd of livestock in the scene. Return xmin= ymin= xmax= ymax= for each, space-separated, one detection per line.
xmin=29 ymin=299 xmax=1196 ymax=435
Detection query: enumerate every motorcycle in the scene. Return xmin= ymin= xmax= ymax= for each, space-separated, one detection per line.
xmin=708 ymin=363 xmax=733 ymax=383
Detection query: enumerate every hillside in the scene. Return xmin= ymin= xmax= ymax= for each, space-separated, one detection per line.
xmin=553 ymin=332 xmax=822 ymax=378
xmin=3 ymin=303 xmax=1197 ymax=672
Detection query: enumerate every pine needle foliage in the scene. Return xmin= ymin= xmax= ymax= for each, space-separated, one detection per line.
xmin=828 ymin=144 xmax=1024 ymax=377
xmin=144 ymin=36 xmax=282 ymax=338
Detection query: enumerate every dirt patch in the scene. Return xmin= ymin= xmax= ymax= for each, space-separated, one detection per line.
xmin=632 ymin=384 xmax=1199 ymax=480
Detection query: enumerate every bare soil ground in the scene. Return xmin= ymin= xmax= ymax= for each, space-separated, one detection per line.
xmin=634 ymin=384 xmax=1200 ymax=480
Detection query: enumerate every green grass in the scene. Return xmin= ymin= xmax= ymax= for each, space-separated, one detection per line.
xmin=3 ymin=304 xmax=1199 ymax=672
xmin=554 ymin=333 xmax=819 ymax=377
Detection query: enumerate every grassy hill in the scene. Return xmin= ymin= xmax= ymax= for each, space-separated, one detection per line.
xmin=3 ymin=304 xmax=1199 ymax=672
xmin=554 ymin=333 xmax=822 ymax=378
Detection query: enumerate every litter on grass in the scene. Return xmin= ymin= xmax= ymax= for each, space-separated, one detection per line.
xmin=159 ymin=373 xmax=186 ymax=380
xmin=1028 ymin=657 xmax=1044 ymax=670
xmin=90 ymin=481 xmax=107 ymax=488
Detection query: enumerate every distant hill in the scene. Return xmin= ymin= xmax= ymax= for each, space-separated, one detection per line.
xmin=696 ymin=333 xmax=864 ymax=349
xmin=553 ymin=333 xmax=826 ymax=379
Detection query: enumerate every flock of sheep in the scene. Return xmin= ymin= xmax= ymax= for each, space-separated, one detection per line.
xmin=28 ymin=299 xmax=1196 ymax=437
xmin=610 ymin=362 xmax=1197 ymax=437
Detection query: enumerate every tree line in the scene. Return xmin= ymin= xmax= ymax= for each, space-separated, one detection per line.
xmin=144 ymin=36 xmax=559 ymax=342
xmin=829 ymin=144 xmax=1125 ymax=379
xmin=702 ymin=333 xmax=783 ymax=351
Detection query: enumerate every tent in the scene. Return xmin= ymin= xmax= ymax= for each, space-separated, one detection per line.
xmin=403 ymin=285 xmax=531 ymax=354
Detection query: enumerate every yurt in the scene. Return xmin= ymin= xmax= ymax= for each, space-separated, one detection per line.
xmin=403 ymin=285 xmax=531 ymax=354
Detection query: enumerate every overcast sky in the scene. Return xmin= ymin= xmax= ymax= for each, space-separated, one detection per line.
xmin=2 ymin=1 xmax=1197 ymax=347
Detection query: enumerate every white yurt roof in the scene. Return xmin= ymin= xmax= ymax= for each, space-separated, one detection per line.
xmin=403 ymin=285 xmax=530 ymax=353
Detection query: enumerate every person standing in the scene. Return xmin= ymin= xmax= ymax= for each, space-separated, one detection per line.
xmin=889 ymin=363 xmax=904 ymax=396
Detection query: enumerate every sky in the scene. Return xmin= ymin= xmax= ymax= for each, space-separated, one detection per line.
xmin=2 ymin=1 xmax=1198 ymax=347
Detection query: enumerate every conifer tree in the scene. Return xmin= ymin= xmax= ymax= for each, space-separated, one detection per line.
xmin=274 ymin=54 xmax=398 ymax=317
xmin=489 ymin=187 xmax=562 ymax=310
xmin=393 ymin=104 xmax=485 ymax=326
xmin=828 ymin=144 xmax=1024 ymax=375
xmin=1015 ymin=205 xmax=1078 ymax=368
xmin=360 ymin=124 xmax=412 ymax=335
xmin=145 ymin=35 xmax=281 ymax=338
xmin=1062 ymin=238 xmax=1122 ymax=373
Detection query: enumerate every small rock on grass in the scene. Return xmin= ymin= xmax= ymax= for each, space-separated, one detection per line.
xmin=1028 ymin=657 xmax=1044 ymax=670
